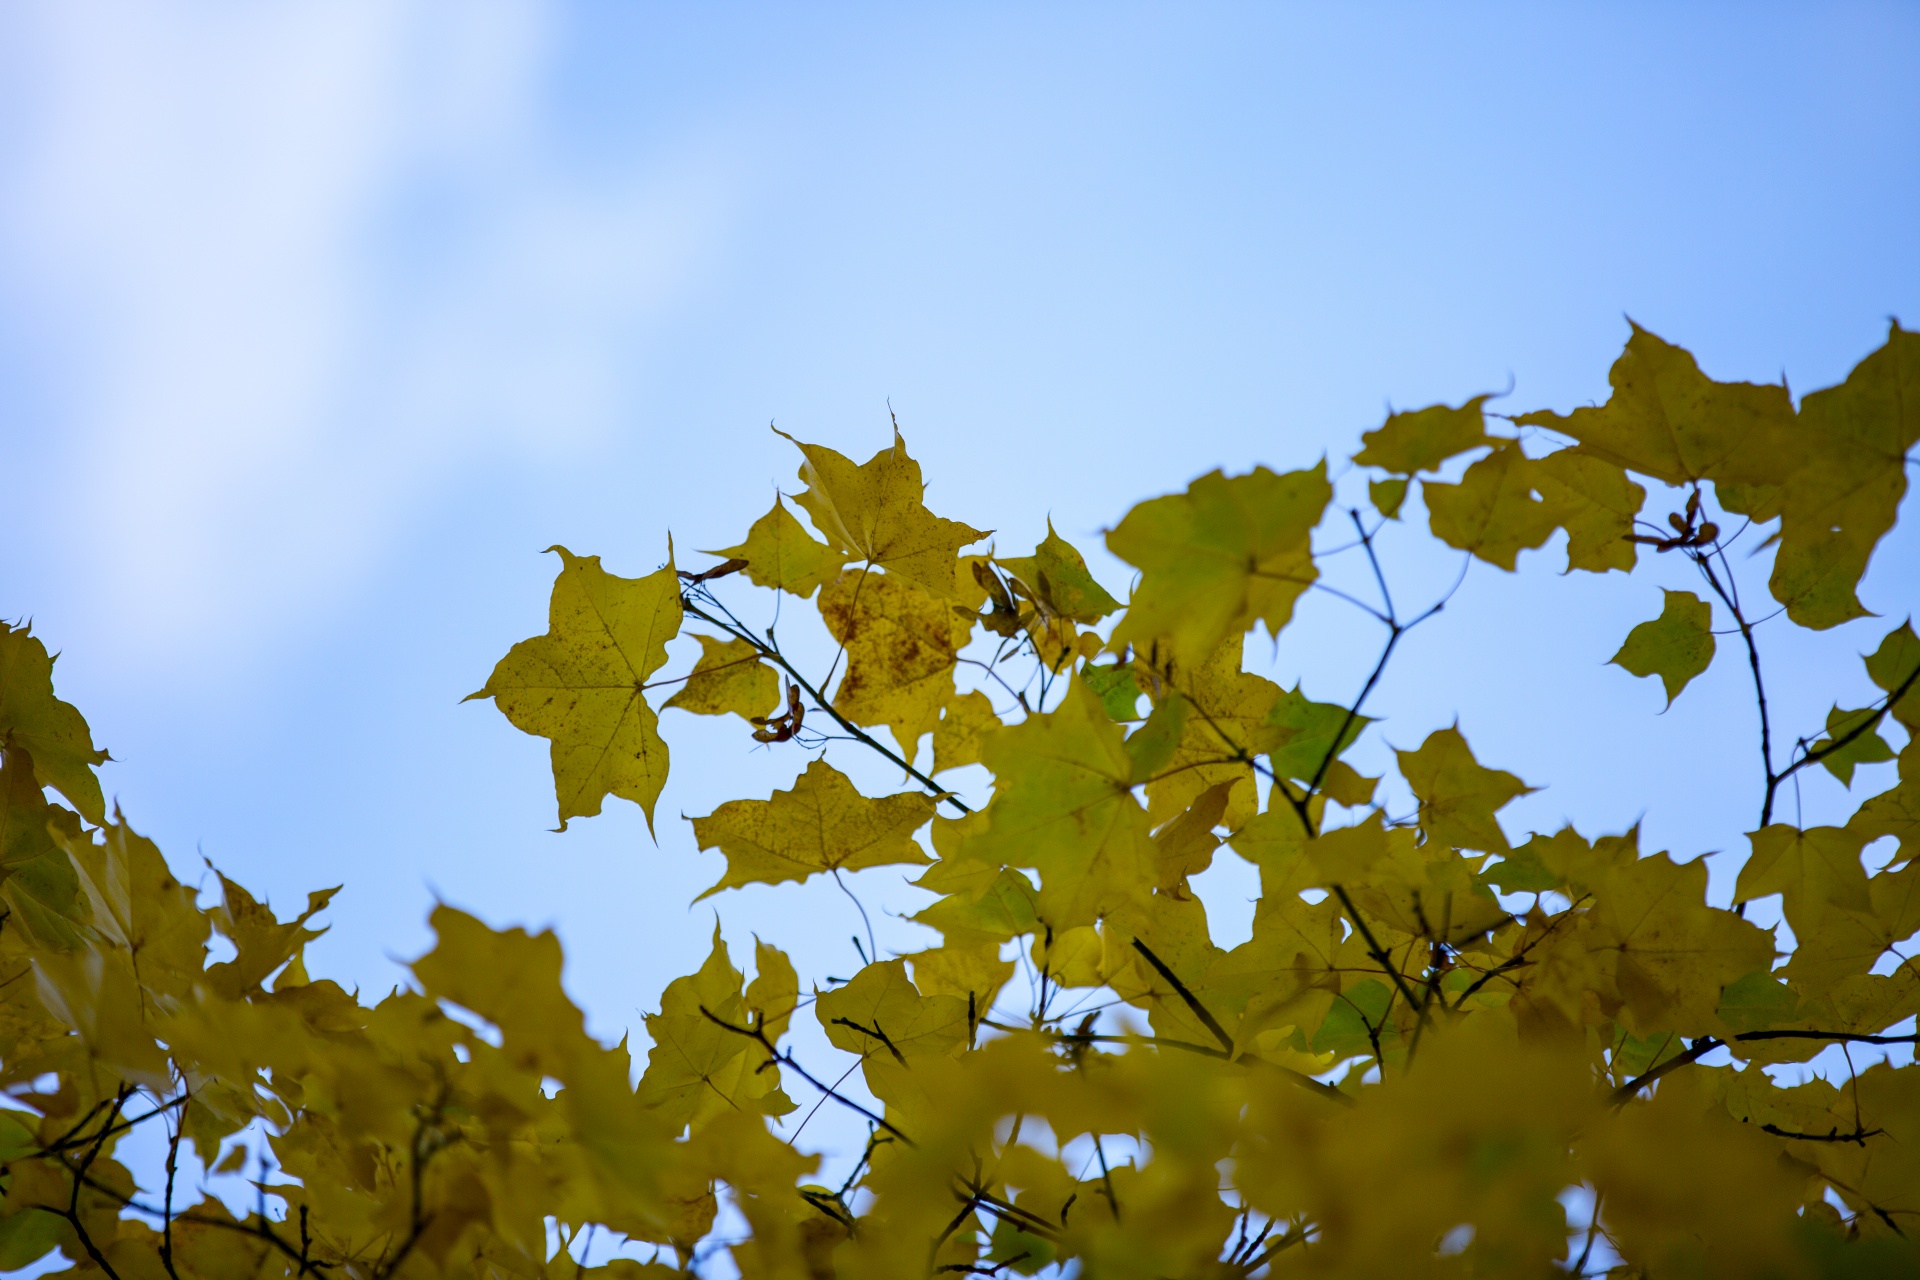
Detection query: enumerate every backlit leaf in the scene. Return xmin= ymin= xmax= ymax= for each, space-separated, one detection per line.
xmin=690 ymin=759 xmax=935 ymax=900
xmin=779 ymin=427 xmax=988 ymax=599
xmin=471 ymin=546 xmax=683 ymax=832
xmin=931 ymin=689 xmax=1001 ymax=774
xmin=1865 ymin=619 xmax=1920 ymax=733
xmin=1811 ymin=705 xmax=1895 ymax=787
xmin=819 ymin=568 xmax=965 ymax=758
xmin=1352 ymin=396 xmax=1490 ymax=475
xmin=1424 ymin=439 xmax=1558 ymax=570
xmin=1107 ymin=462 xmax=1332 ymax=667
xmin=1396 ymin=726 xmax=1533 ymax=853
xmin=0 ymin=623 xmax=108 ymax=825
xmin=996 ymin=521 xmax=1121 ymax=623
xmin=663 ymin=633 xmax=780 ymax=722
xmin=1610 ymin=589 xmax=1715 ymax=708
xmin=710 ymin=495 xmax=848 ymax=598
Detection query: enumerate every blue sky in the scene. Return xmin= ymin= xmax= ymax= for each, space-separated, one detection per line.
xmin=2 ymin=0 xmax=1918 ymax=1235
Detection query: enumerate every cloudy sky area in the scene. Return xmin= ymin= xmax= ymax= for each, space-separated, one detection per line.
xmin=2 ymin=0 xmax=1918 ymax=1243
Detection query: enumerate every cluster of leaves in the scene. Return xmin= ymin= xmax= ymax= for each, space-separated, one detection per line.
xmin=1 ymin=324 xmax=1917 ymax=1278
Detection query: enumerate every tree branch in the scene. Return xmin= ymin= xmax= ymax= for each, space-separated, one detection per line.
xmin=681 ymin=599 xmax=969 ymax=814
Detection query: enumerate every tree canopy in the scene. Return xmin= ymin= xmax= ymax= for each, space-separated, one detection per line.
xmin=1 ymin=323 xmax=1917 ymax=1277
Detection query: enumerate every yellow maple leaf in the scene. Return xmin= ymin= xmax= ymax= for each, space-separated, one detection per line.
xmin=0 ymin=623 xmax=109 ymax=825
xmin=931 ymin=689 xmax=1001 ymax=774
xmin=814 ymin=959 xmax=968 ymax=1063
xmin=1144 ymin=634 xmax=1277 ymax=829
xmin=1755 ymin=323 xmax=1920 ymax=628
xmin=662 ymin=634 xmax=780 ymax=721
xmin=412 ymin=905 xmax=596 ymax=1077
xmin=708 ymin=494 xmax=850 ymax=599
xmin=1423 ymin=439 xmax=1559 ymax=570
xmin=1396 ymin=726 xmax=1534 ymax=853
xmin=470 ymin=546 xmax=683 ymax=832
xmin=1352 ymin=395 xmax=1491 ymax=475
xmin=1514 ymin=322 xmax=1798 ymax=490
xmin=639 ymin=927 xmax=795 ymax=1133
xmin=1594 ymin=853 xmax=1776 ymax=1036
xmin=688 ymin=758 xmax=935 ymax=900
xmin=778 ymin=427 xmax=987 ymax=599
xmin=1531 ymin=448 xmax=1646 ymax=573
xmin=1733 ymin=824 xmax=1872 ymax=934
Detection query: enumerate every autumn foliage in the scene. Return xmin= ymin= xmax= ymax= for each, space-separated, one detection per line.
xmin=2 ymin=324 xmax=1919 ymax=1278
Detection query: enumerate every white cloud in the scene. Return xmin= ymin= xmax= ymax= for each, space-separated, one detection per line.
xmin=0 ymin=1 xmax=733 ymax=666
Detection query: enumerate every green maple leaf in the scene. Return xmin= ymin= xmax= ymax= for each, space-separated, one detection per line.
xmin=1261 ymin=685 xmax=1371 ymax=784
xmin=0 ymin=623 xmax=109 ymax=825
xmin=470 ymin=545 xmax=683 ymax=833
xmin=1865 ymin=620 xmax=1920 ymax=733
xmin=1081 ymin=661 xmax=1144 ymax=721
xmin=1611 ymin=590 xmax=1715 ymax=708
xmin=1811 ymin=705 xmax=1895 ymax=787
xmin=963 ymin=677 xmax=1153 ymax=928
xmin=1107 ymin=462 xmax=1332 ymax=667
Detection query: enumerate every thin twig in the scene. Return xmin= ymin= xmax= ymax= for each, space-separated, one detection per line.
xmin=699 ymin=1006 xmax=915 ymax=1145
xmin=682 ymin=599 xmax=969 ymax=814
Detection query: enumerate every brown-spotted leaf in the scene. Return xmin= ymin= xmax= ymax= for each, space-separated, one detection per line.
xmin=819 ymin=569 xmax=965 ymax=758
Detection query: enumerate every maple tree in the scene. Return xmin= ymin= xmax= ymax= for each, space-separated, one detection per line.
xmin=1 ymin=323 xmax=1918 ymax=1278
